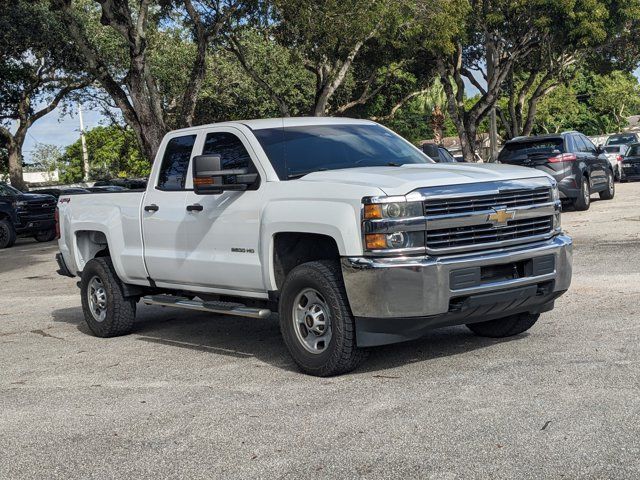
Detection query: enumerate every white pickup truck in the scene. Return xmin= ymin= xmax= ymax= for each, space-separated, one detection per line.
xmin=56 ymin=117 xmax=573 ymax=376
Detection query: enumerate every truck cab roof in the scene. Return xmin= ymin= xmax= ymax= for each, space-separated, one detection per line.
xmin=168 ymin=117 xmax=376 ymax=135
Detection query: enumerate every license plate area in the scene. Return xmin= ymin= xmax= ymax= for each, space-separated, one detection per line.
xmin=449 ymin=254 xmax=555 ymax=290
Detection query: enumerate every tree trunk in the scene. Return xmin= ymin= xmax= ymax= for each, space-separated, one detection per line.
xmin=431 ymin=105 xmax=444 ymax=144
xmin=460 ymin=117 xmax=477 ymax=163
xmin=7 ymin=140 xmax=25 ymax=191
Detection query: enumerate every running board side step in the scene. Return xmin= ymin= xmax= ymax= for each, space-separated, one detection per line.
xmin=142 ymin=295 xmax=272 ymax=319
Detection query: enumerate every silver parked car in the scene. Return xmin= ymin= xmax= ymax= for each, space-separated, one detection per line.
xmin=602 ymin=145 xmax=628 ymax=180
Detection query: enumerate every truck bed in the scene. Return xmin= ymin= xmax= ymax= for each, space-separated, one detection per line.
xmin=57 ymin=191 xmax=148 ymax=284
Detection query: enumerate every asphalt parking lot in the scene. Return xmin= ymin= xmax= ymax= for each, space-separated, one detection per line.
xmin=1 ymin=184 xmax=639 ymax=479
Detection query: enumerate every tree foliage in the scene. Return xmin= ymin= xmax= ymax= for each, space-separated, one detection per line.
xmin=58 ymin=125 xmax=147 ymax=183
xmin=0 ymin=0 xmax=89 ymax=188
xmin=420 ymin=0 xmax=640 ymax=161
xmin=533 ymin=70 xmax=640 ymax=135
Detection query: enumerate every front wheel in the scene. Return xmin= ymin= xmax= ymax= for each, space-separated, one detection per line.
xmin=599 ymin=170 xmax=615 ymax=200
xmin=279 ymin=260 xmax=368 ymax=376
xmin=466 ymin=312 xmax=540 ymax=338
xmin=0 ymin=219 xmax=16 ymax=249
xmin=80 ymin=257 xmax=136 ymax=337
xmin=573 ymin=175 xmax=590 ymax=211
xmin=34 ymin=229 xmax=56 ymax=242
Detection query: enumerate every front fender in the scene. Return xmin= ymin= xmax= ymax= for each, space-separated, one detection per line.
xmin=260 ymin=199 xmax=362 ymax=290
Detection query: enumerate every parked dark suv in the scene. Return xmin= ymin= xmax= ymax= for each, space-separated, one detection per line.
xmin=0 ymin=182 xmax=57 ymax=248
xmin=620 ymin=143 xmax=640 ymax=182
xmin=498 ymin=132 xmax=615 ymax=210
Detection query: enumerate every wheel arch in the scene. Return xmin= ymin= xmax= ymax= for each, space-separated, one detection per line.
xmin=270 ymin=232 xmax=341 ymax=290
xmin=74 ymin=230 xmax=112 ymax=272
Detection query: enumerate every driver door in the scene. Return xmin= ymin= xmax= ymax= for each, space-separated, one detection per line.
xmin=181 ymin=127 xmax=266 ymax=293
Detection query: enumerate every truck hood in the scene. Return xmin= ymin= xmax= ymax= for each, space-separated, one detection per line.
xmin=298 ymin=163 xmax=552 ymax=196
xmin=16 ymin=193 xmax=56 ymax=203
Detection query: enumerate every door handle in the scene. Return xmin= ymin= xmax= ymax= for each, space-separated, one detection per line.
xmin=144 ymin=204 xmax=159 ymax=212
xmin=186 ymin=204 xmax=203 ymax=212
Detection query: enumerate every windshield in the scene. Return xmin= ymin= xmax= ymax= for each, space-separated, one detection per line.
xmin=252 ymin=124 xmax=432 ymax=179
xmin=0 ymin=183 xmax=22 ymax=196
xmin=607 ymin=134 xmax=637 ymax=145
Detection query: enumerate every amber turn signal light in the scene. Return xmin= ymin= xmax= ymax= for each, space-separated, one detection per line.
xmin=364 ymin=204 xmax=383 ymax=219
xmin=194 ymin=176 xmax=214 ymax=186
xmin=365 ymin=234 xmax=387 ymax=250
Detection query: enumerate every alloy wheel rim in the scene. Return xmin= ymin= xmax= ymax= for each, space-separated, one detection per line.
xmin=87 ymin=276 xmax=108 ymax=322
xmin=292 ymin=288 xmax=332 ymax=354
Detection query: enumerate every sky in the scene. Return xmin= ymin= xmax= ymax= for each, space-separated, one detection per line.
xmin=19 ymin=66 xmax=640 ymax=162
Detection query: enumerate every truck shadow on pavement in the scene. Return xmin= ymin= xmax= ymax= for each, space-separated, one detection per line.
xmin=51 ymin=304 xmax=525 ymax=375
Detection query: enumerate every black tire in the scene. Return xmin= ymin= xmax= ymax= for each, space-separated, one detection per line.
xmin=466 ymin=312 xmax=540 ymax=338
xmin=278 ymin=260 xmax=368 ymax=376
xmin=0 ymin=219 xmax=17 ymax=249
xmin=573 ymin=175 xmax=590 ymax=211
xmin=34 ymin=229 xmax=56 ymax=242
xmin=599 ymin=170 xmax=615 ymax=200
xmin=80 ymin=257 xmax=136 ymax=337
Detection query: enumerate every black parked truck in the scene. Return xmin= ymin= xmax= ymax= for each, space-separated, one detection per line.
xmin=498 ymin=132 xmax=615 ymax=211
xmin=0 ymin=182 xmax=57 ymax=248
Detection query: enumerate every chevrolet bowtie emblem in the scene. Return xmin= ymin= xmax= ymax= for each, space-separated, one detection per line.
xmin=488 ymin=208 xmax=515 ymax=226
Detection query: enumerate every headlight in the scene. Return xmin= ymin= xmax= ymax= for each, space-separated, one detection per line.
xmin=363 ymin=201 xmax=423 ymax=220
xmin=550 ymin=183 xmax=560 ymax=202
xmin=15 ymin=200 xmax=28 ymax=208
xmin=365 ymin=231 xmax=424 ymax=250
xmin=362 ymin=198 xmax=425 ymax=254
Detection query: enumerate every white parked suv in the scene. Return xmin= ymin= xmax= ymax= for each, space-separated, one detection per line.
xmin=56 ymin=118 xmax=573 ymax=376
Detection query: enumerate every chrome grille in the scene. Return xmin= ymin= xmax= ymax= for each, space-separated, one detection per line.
xmin=427 ymin=216 xmax=553 ymax=251
xmin=424 ymin=187 xmax=551 ymax=216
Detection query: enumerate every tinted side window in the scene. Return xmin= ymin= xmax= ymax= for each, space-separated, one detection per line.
xmin=439 ymin=148 xmax=455 ymax=163
xmin=202 ymin=132 xmax=257 ymax=172
xmin=582 ymin=135 xmax=597 ymax=154
xmin=157 ymin=135 xmax=197 ymax=190
xmin=572 ymin=135 xmax=587 ymax=153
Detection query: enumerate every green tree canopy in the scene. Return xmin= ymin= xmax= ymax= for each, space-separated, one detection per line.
xmin=0 ymin=0 xmax=89 ymax=189
xmin=58 ymin=125 xmax=146 ymax=183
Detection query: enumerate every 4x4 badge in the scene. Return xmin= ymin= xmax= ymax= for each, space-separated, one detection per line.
xmin=488 ymin=208 xmax=516 ymax=226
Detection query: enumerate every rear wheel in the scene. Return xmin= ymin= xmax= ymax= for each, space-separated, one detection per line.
xmin=573 ymin=175 xmax=590 ymax=211
xmin=80 ymin=257 xmax=136 ymax=337
xmin=34 ymin=229 xmax=56 ymax=242
xmin=599 ymin=170 xmax=615 ymax=200
xmin=279 ymin=260 xmax=368 ymax=376
xmin=466 ymin=313 xmax=540 ymax=338
xmin=0 ymin=219 xmax=16 ymax=249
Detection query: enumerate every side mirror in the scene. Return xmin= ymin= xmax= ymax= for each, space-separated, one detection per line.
xmin=192 ymin=154 xmax=259 ymax=195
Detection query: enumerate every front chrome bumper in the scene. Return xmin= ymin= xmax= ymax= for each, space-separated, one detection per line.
xmin=341 ymin=235 xmax=573 ymax=319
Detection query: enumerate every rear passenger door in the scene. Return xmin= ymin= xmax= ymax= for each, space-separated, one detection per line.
xmin=142 ymin=133 xmax=199 ymax=285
